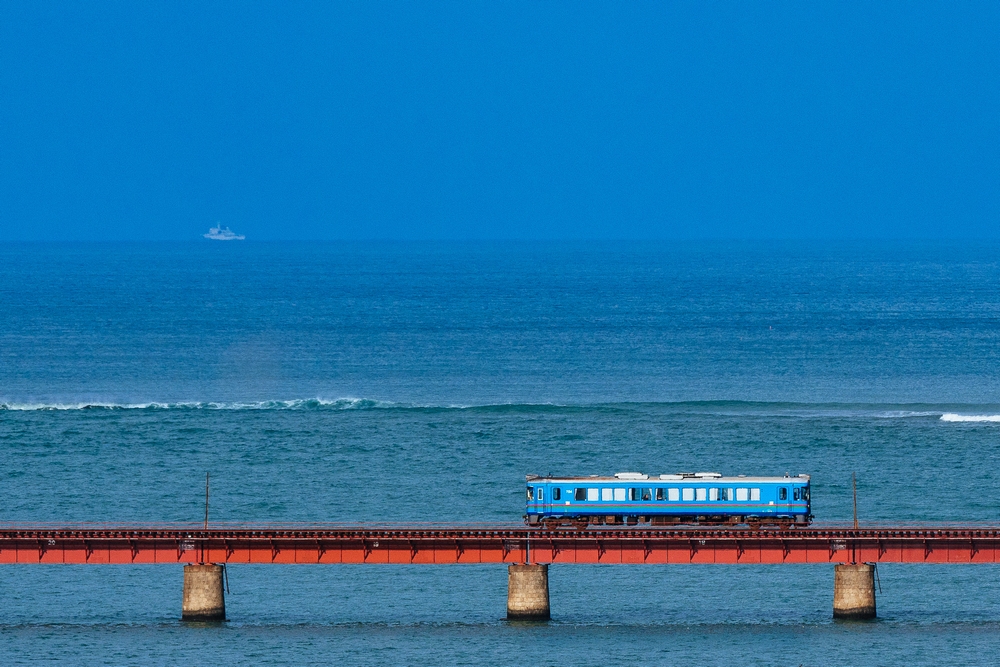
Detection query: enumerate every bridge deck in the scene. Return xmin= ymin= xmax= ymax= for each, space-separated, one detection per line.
xmin=3 ymin=524 xmax=1000 ymax=565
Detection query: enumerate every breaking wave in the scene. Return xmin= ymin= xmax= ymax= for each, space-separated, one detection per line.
xmin=940 ymin=413 xmax=1000 ymax=423
xmin=0 ymin=398 xmax=402 ymax=411
xmin=0 ymin=399 xmax=997 ymax=419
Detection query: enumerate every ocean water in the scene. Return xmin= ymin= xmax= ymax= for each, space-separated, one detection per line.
xmin=2 ymin=240 xmax=1000 ymax=665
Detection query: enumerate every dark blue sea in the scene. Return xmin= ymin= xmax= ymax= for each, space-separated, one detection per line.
xmin=2 ymin=240 xmax=1000 ymax=665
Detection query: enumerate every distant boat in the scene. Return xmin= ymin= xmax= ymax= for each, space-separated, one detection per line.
xmin=203 ymin=224 xmax=245 ymax=241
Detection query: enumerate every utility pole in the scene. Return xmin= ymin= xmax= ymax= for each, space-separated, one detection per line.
xmin=852 ymin=472 xmax=858 ymax=530
xmin=204 ymin=472 xmax=210 ymax=531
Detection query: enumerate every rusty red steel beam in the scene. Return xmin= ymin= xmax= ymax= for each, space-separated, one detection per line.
xmin=3 ymin=525 xmax=1000 ymax=565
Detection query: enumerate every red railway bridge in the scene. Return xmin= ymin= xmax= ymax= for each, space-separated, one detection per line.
xmin=2 ymin=523 xmax=998 ymax=621
xmin=3 ymin=523 xmax=999 ymax=565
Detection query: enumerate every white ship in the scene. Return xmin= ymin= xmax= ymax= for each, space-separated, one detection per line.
xmin=203 ymin=224 xmax=245 ymax=241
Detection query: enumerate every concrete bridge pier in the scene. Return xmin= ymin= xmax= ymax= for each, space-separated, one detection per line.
xmin=833 ymin=563 xmax=876 ymax=619
xmin=182 ymin=564 xmax=226 ymax=621
xmin=507 ymin=564 xmax=550 ymax=620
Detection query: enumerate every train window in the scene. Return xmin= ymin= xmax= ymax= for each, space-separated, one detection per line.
xmin=750 ymin=488 xmax=761 ymax=501
xmin=575 ymin=488 xmax=587 ymax=501
xmin=602 ymin=488 xmax=613 ymax=501
xmin=538 ymin=488 xmax=544 ymax=501
xmin=696 ymin=488 xmax=707 ymax=501
xmin=641 ymin=489 xmax=652 ymax=501
xmin=718 ymin=488 xmax=730 ymax=501
xmin=629 ymin=488 xmax=640 ymax=501
xmin=803 ymin=487 xmax=810 ymax=501
xmin=553 ymin=488 xmax=561 ymax=501
xmin=736 ymin=488 xmax=749 ymax=501
xmin=614 ymin=488 xmax=626 ymax=501
xmin=656 ymin=488 xmax=665 ymax=501
xmin=792 ymin=488 xmax=800 ymax=501
xmin=587 ymin=488 xmax=599 ymax=502
xmin=682 ymin=488 xmax=695 ymax=501
xmin=709 ymin=488 xmax=719 ymax=501
xmin=527 ymin=487 xmax=534 ymax=501
xmin=668 ymin=488 xmax=680 ymax=501
xmin=779 ymin=488 xmax=787 ymax=501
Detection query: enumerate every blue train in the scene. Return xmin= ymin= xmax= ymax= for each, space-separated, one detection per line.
xmin=525 ymin=472 xmax=811 ymax=528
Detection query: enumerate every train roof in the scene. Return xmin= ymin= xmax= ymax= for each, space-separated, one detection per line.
xmin=526 ymin=472 xmax=810 ymax=483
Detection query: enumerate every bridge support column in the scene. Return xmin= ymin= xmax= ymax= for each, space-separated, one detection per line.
xmin=182 ymin=564 xmax=226 ymax=621
xmin=833 ymin=563 xmax=876 ymax=620
xmin=507 ymin=564 xmax=550 ymax=620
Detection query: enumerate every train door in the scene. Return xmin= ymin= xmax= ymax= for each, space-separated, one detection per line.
xmin=792 ymin=485 xmax=809 ymax=521
xmin=777 ymin=486 xmax=790 ymax=514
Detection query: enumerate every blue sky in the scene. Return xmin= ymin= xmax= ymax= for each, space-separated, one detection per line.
xmin=1 ymin=2 xmax=997 ymax=241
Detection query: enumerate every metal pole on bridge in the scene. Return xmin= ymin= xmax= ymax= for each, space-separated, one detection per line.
xmin=204 ymin=472 xmax=210 ymax=532
xmin=853 ymin=471 xmax=858 ymax=531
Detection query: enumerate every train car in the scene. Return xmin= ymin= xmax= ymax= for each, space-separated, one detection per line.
xmin=524 ymin=472 xmax=811 ymax=528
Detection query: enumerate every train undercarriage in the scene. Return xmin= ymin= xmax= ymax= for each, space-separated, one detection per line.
xmin=527 ymin=514 xmax=812 ymax=530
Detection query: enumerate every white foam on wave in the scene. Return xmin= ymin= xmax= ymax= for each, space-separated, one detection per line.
xmin=0 ymin=402 xmax=165 ymax=411
xmin=874 ymin=411 xmax=940 ymax=419
xmin=3 ymin=401 xmax=998 ymax=419
xmin=940 ymin=413 xmax=1000 ymax=423
xmin=0 ymin=398 xmax=400 ymax=411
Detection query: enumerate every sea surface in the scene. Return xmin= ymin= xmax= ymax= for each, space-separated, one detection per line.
xmin=2 ymin=240 xmax=1000 ymax=665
